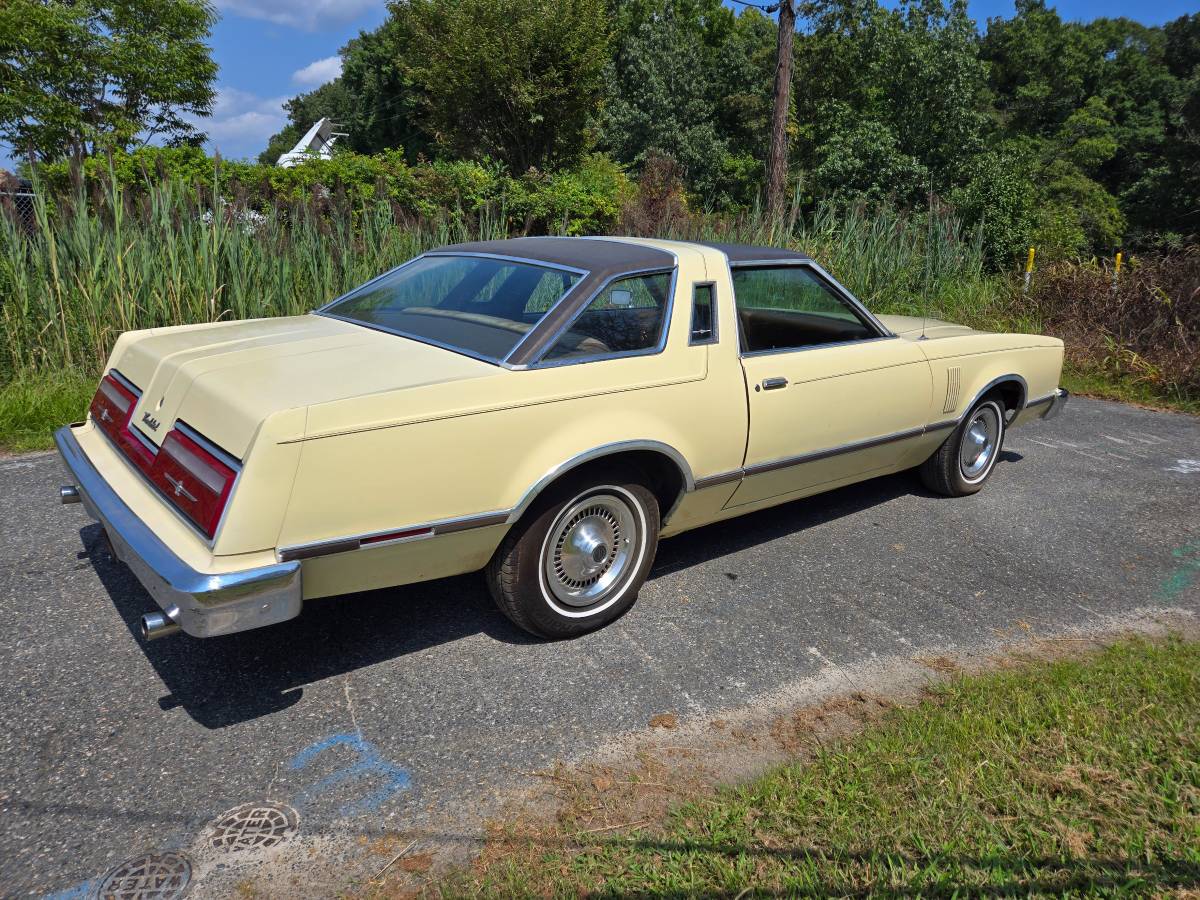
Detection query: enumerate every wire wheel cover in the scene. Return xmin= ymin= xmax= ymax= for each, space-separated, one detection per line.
xmin=543 ymin=491 xmax=640 ymax=608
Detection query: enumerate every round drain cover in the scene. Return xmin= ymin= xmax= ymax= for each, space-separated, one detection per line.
xmin=209 ymin=801 xmax=299 ymax=853
xmin=96 ymin=851 xmax=192 ymax=900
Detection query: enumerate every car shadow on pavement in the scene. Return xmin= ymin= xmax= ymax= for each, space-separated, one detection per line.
xmin=81 ymin=522 xmax=538 ymax=729
xmin=651 ymin=468 xmax=950 ymax=579
xmin=81 ymin=460 xmax=1022 ymax=730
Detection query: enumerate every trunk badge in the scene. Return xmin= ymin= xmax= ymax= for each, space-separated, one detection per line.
xmin=164 ymin=474 xmax=198 ymax=502
xmin=142 ymin=412 xmax=161 ymax=431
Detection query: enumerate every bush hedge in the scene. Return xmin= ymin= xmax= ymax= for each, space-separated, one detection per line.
xmin=36 ymin=147 xmax=634 ymax=237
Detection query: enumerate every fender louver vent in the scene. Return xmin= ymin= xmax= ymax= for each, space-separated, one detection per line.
xmin=943 ymin=367 xmax=961 ymax=413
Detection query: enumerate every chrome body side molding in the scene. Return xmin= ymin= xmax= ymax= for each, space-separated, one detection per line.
xmin=742 ymin=426 xmax=928 ymax=478
xmin=278 ymin=510 xmax=510 ymax=563
xmin=277 ymin=440 xmax=698 ymax=563
xmin=693 ymin=469 xmax=744 ymax=490
xmin=271 ymin=383 xmax=1068 ymax=568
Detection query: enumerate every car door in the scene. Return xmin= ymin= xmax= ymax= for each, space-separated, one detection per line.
xmin=727 ymin=263 xmax=933 ymax=507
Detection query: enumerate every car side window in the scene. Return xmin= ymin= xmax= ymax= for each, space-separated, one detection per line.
xmin=690 ymin=282 xmax=716 ymax=344
xmin=542 ymin=272 xmax=672 ymax=362
xmin=732 ymin=266 xmax=877 ymax=353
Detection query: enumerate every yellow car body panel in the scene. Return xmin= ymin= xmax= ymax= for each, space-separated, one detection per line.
xmin=58 ymin=237 xmax=1066 ymax=635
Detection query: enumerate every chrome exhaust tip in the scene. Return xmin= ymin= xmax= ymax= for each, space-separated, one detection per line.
xmin=60 ymin=485 xmax=81 ymax=504
xmin=141 ymin=605 xmax=182 ymax=640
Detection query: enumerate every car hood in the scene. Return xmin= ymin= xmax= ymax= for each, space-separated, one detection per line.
xmin=113 ymin=315 xmax=499 ymax=458
xmin=877 ymin=314 xmax=978 ymax=340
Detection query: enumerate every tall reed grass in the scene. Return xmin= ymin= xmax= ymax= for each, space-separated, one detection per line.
xmin=0 ymin=178 xmax=507 ymax=379
xmin=0 ymin=175 xmax=1007 ymax=382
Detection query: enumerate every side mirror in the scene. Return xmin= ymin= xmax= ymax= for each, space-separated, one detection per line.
xmin=610 ymin=289 xmax=633 ymax=308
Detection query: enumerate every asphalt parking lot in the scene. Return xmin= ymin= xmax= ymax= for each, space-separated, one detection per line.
xmin=1 ymin=396 xmax=1198 ymax=897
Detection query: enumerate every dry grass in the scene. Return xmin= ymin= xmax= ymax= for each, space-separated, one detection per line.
xmin=425 ymin=637 xmax=1200 ymax=898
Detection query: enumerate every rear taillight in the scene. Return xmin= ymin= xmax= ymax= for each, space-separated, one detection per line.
xmin=90 ymin=372 xmax=154 ymax=467
xmin=91 ymin=370 xmax=238 ymax=540
xmin=149 ymin=428 xmax=237 ymax=539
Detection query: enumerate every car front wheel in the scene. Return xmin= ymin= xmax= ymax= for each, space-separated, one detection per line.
xmin=486 ymin=469 xmax=660 ymax=638
xmin=919 ymin=397 xmax=1006 ymax=496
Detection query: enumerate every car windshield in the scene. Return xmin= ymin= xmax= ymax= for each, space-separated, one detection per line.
xmin=320 ymin=255 xmax=582 ymax=362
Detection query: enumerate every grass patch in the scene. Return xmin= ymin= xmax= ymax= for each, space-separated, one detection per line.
xmin=1063 ymin=364 xmax=1200 ymax=416
xmin=0 ymin=370 xmax=96 ymax=453
xmin=445 ymin=638 xmax=1200 ymax=897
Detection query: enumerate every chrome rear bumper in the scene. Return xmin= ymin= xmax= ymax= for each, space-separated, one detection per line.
xmin=55 ymin=426 xmax=302 ymax=638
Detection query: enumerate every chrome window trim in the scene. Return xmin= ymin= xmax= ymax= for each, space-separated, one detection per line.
xmin=689 ymin=280 xmax=718 ymax=346
xmin=728 ymin=258 xmax=894 ymax=338
xmin=315 ymin=251 xmax=589 ymax=368
xmin=739 ymin=334 xmax=900 ymax=359
xmin=526 ymin=266 xmax=679 ymax=369
xmin=277 ymin=509 xmax=511 ymax=563
xmin=422 ymin=250 xmax=589 ymax=278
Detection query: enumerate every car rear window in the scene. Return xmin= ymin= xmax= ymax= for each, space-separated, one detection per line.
xmin=321 ymin=255 xmax=582 ymax=361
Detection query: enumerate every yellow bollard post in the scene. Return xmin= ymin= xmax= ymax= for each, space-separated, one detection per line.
xmin=1113 ymin=251 xmax=1123 ymax=291
xmin=1023 ymin=246 xmax=1035 ymax=294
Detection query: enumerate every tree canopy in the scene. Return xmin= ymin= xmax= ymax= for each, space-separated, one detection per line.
xmin=0 ymin=0 xmax=218 ymax=160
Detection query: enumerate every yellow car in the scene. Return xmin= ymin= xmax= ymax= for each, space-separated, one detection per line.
xmin=55 ymin=237 xmax=1067 ymax=641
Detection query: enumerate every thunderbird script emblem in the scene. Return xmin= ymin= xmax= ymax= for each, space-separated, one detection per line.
xmin=142 ymin=412 xmax=161 ymax=431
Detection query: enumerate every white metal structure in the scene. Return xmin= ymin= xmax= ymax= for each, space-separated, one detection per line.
xmin=275 ymin=118 xmax=347 ymax=168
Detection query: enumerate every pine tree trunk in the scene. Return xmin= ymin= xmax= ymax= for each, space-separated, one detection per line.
xmin=766 ymin=0 xmax=795 ymax=222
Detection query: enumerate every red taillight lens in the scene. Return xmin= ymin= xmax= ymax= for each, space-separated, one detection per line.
xmin=150 ymin=429 xmax=237 ymax=539
xmin=90 ymin=373 xmax=154 ymax=467
xmin=91 ymin=371 xmax=238 ymax=539
xmin=90 ymin=374 xmax=135 ymax=433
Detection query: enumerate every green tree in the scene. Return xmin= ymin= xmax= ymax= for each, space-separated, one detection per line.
xmin=792 ymin=0 xmax=988 ymax=202
xmin=0 ymin=0 xmax=217 ymax=161
xmin=599 ymin=11 xmax=727 ymax=203
xmin=406 ymin=0 xmax=611 ymax=171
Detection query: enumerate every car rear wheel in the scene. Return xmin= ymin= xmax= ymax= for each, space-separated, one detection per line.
xmin=486 ymin=469 xmax=660 ymax=639
xmin=919 ymin=398 xmax=1006 ymax=496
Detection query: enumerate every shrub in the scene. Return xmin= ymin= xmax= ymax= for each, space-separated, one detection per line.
xmin=1024 ymin=248 xmax=1200 ymax=393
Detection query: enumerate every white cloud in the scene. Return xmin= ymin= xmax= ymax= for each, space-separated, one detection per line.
xmin=192 ymin=87 xmax=290 ymax=159
xmin=292 ymin=55 xmax=343 ymax=87
xmin=213 ymin=0 xmax=380 ymax=30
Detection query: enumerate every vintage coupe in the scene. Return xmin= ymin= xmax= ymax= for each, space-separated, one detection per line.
xmin=56 ymin=237 xmax=1067 ymax=641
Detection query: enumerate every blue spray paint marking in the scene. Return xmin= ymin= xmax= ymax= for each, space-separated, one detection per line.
xmin=289 ymin=733 xmax=411 ymax=816
xmin=42 ymin=737 xmax=412 ymax=897
xmin=42 ymin=878 xmax=99 ymax=900
xmin=1158 ymin=542 xmax=1200 ymax=601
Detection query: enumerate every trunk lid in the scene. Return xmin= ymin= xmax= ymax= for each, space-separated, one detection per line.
xmin=114 ymin=315 xmax=498 ymax=457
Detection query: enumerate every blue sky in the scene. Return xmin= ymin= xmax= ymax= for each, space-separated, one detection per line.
xmin=1 ymin=0 xmax=1193 ymax=172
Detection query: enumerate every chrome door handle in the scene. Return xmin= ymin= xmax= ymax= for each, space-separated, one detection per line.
xmin=761 ymin=377 xmax=788 ymax=391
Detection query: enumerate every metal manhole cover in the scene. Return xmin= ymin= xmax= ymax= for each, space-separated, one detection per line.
xmin=95 ymin=851 xmax=192 ymax=900
xmin=209 ymin=801 xmax=299 ymax=853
